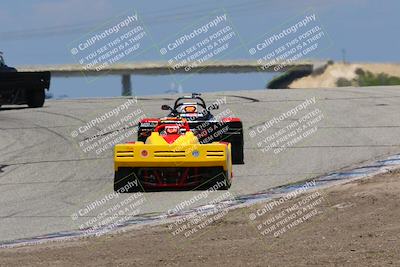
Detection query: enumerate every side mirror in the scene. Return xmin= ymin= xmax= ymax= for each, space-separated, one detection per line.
xmin=161 ymin=105 xmax=172 ymax=111
xmin=207 ymin=104 xmax=219 ymax=110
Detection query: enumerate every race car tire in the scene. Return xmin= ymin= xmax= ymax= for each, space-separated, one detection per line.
xmin=231 ymin=144 xmax=244 ymax=164
xmin=114 ymin=168 xmax=140 ymax=192
xmin=27 ymin=89 xmax=45 ymax=108
xmin=218 ymin=170 xmax=231 ymax=190
xmin=202 ymin=168 xmax=231 ymax=190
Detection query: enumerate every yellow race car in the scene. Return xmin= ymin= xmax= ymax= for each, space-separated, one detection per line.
xmin=114 ymin=118 xmax=232 ymax=192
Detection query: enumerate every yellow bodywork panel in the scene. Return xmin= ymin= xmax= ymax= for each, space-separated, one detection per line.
xmin=114 ymin=132 xmax=231 ymax=171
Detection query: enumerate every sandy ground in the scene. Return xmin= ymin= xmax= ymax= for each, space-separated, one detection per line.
xmin=290 ymin=63 xmax=400 ymax=88
xmin=1 ymin=170 xmax=399 ymax=266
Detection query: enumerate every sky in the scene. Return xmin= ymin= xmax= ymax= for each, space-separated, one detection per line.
xmin=1 ymin=0 xmax=399 ymax=98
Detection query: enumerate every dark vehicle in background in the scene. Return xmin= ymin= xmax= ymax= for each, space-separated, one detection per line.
xmin=0 ymin=52 xmax=50 ymax=108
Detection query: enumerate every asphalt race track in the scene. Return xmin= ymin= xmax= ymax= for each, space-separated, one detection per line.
xmin=1 ymin=86 xmax=400 ymax=242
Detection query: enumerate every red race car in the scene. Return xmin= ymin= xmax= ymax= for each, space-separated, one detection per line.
xmin=137 ymin=93 xmax=244 ymax=164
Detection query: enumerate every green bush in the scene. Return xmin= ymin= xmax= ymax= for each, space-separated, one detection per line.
xmin=354 ymin=68 xmax=400 ymax=86
xmin=336 ymin=77 xmax=353 ymax=87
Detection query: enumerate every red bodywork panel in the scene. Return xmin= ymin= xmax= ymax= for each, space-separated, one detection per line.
xmin=221 ymin=117 xmax=241 ymax=123
xmin=161 ymin=134 xmax=181 ymax=144
xmin=140 ymin=118 xmax=159 ymax=123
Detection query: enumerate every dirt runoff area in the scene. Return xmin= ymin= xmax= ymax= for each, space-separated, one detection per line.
xmin=1 ymin=170 xmax=400 ymax=267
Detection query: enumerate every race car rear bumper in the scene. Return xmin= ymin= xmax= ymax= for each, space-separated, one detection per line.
xmin=114 ymin=142 xmax=231 ymax=171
